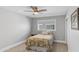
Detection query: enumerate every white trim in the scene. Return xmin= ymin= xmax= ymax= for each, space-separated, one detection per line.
xmin=54 ymin=40 xmax=67 ymax=44
xmin=0 ymin=40 xmax=26 ymax=52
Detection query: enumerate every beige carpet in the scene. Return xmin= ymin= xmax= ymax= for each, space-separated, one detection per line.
xmin=5 ymin=42 xmax=68 ymax=52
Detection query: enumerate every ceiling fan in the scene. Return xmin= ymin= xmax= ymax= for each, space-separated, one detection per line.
xmin=24 ymin=6 xmax=47 ymax=15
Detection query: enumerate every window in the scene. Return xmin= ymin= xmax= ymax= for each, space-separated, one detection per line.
xmin=37 ymin=20 xmax=56 ymax=31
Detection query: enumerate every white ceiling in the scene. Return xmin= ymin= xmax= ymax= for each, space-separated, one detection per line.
xmin=0 ymin=6 xmax=71 ymax=18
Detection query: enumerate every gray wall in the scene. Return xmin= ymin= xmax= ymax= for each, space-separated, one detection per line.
xmin=31 ymin=15 xmax=65 ymax=41
xmin=66 ymin=7 xmax=79 ymax=52
xmin=0 ymin=8 xmax=31 ymax=50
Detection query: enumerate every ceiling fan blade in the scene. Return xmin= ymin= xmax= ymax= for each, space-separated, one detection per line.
xmin=30 ymin=6 xmax=39 ymax=12
xmin=39 ymin=9 xmax=47 ymax=12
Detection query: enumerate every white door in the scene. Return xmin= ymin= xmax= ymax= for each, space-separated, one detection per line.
xmin=65 ymin=18 xmax=70 ymax=43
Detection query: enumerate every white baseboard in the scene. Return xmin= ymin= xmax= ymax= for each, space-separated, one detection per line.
xmin=0 ymin=40 xmax=26 ymax=52
xmin=0 ymin=39 xmax=66 ymax=52
xmin=54 ymin=40 xmax=67 ymax=44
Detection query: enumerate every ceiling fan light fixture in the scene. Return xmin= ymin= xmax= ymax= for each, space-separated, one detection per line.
xmin=33 ymin=12 xmax=39 ymax=15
